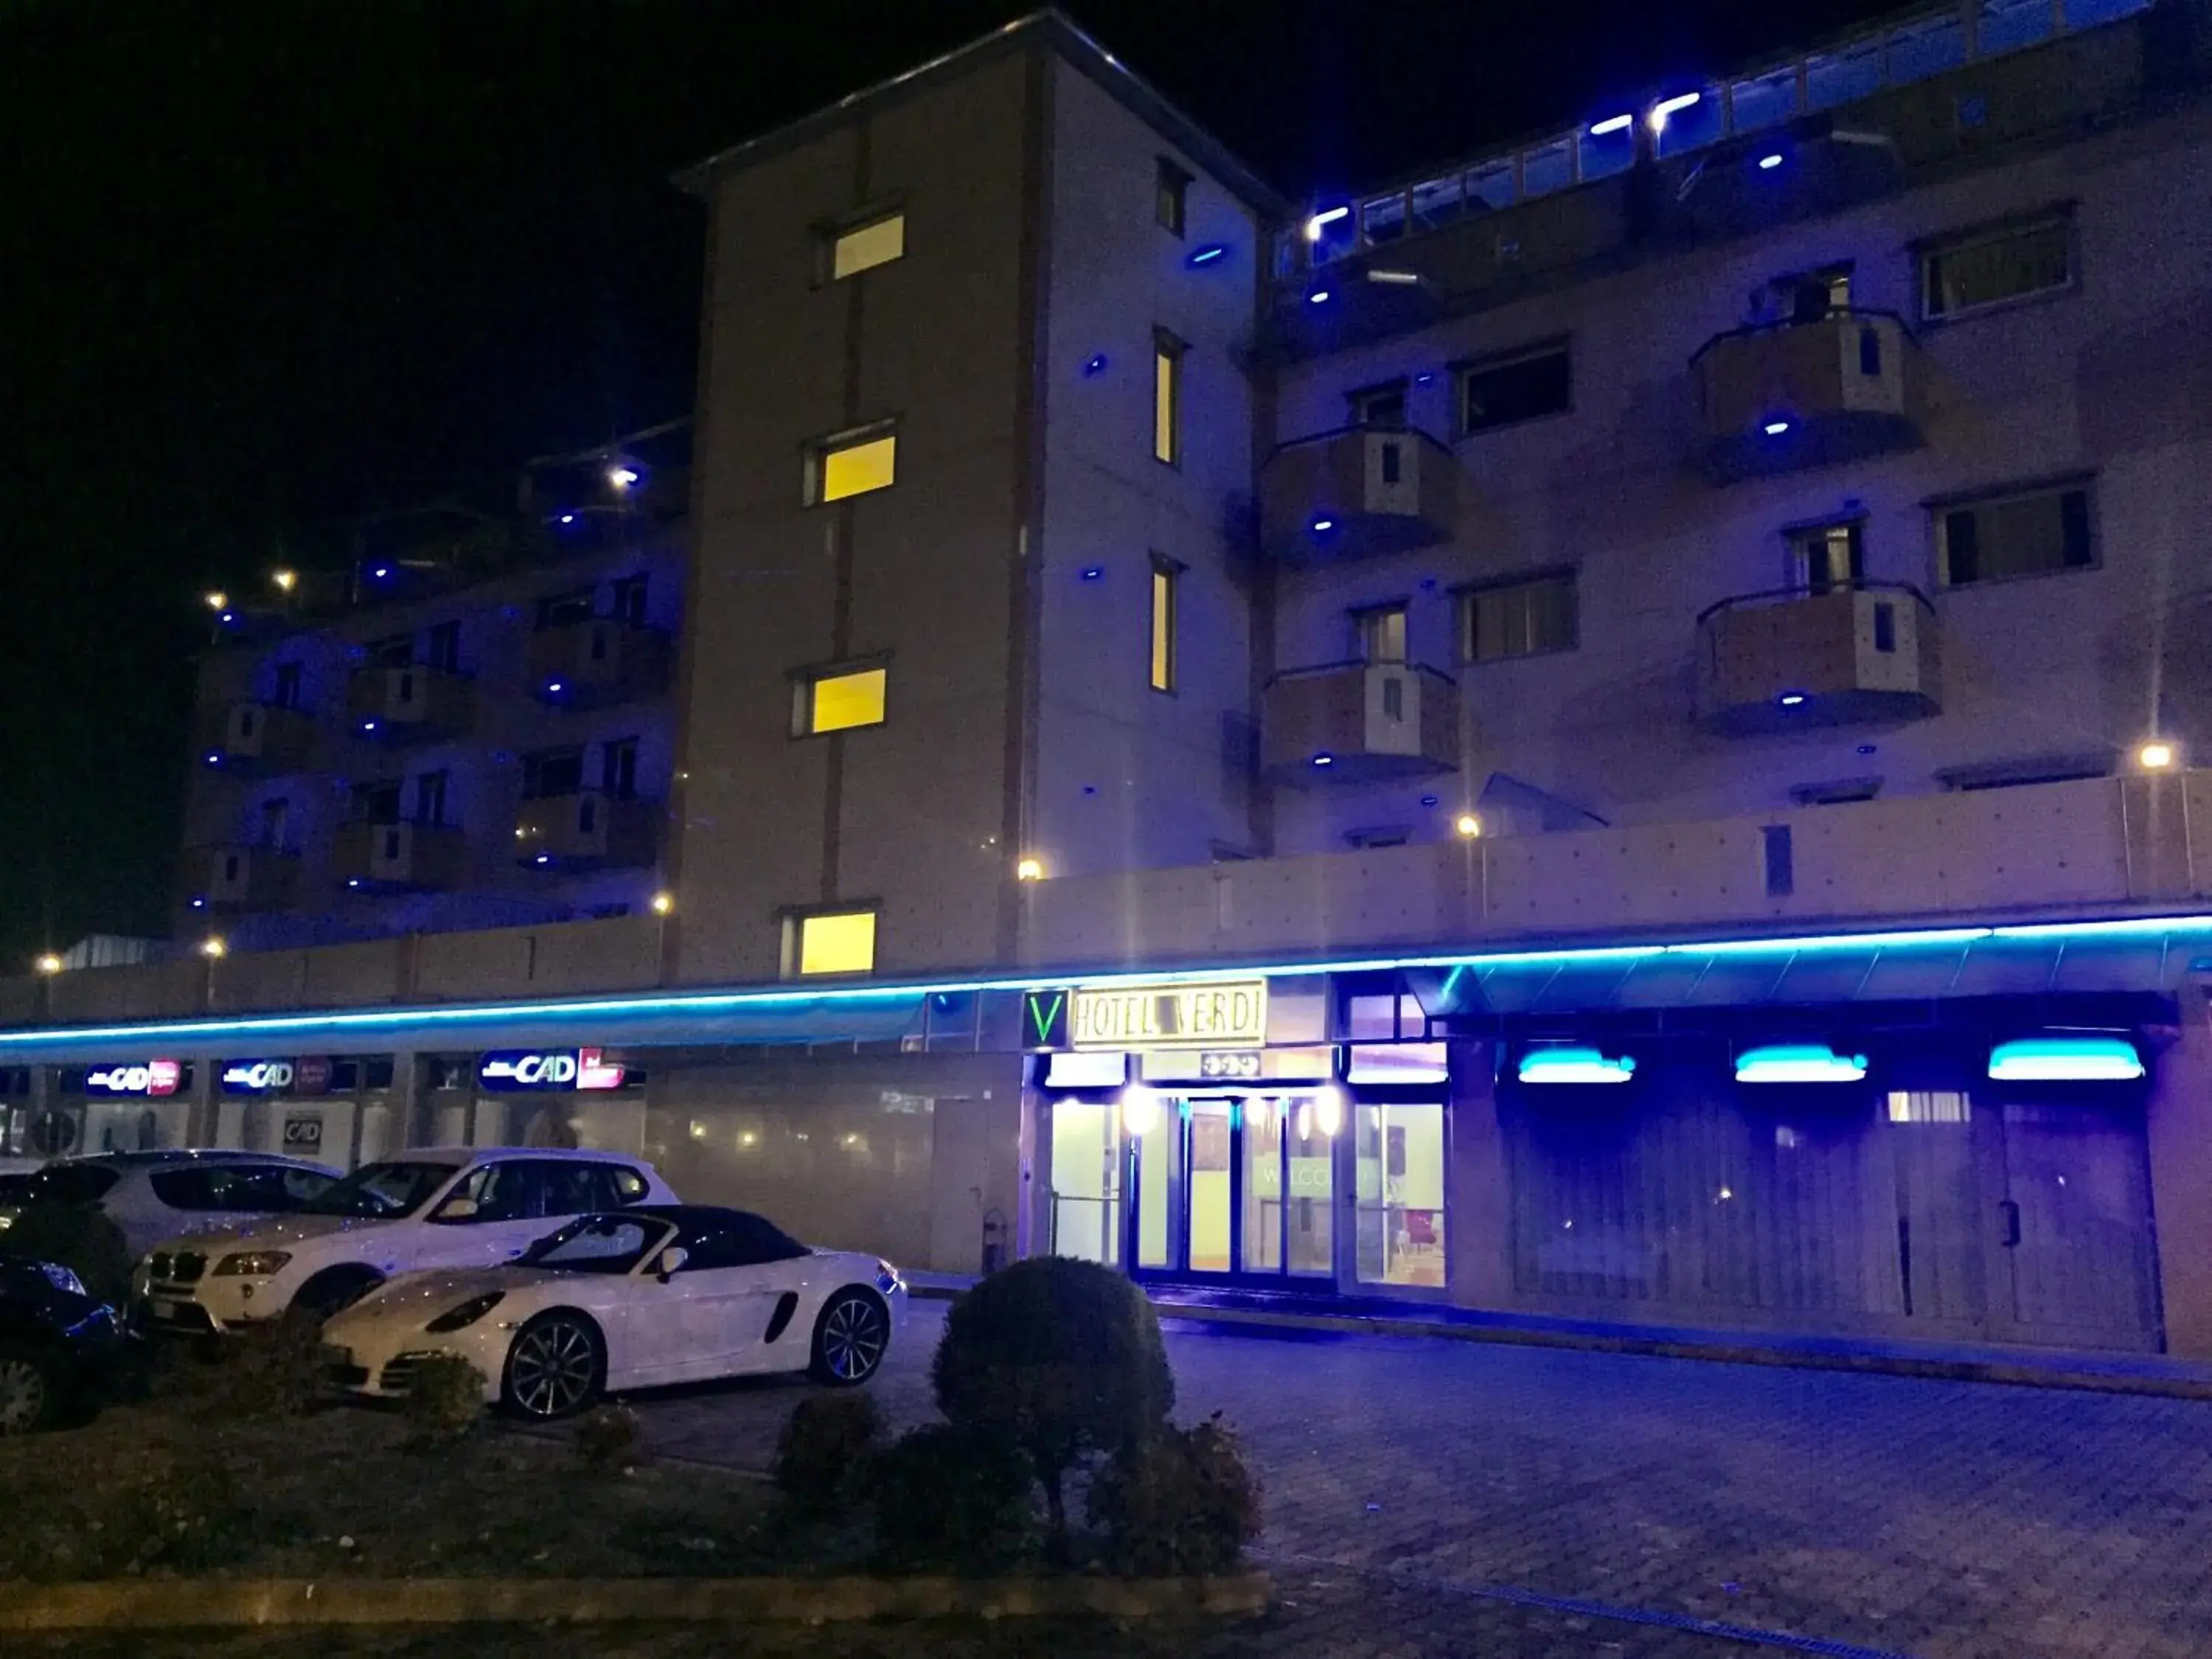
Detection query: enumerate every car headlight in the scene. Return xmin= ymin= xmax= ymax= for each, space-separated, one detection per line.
xmin=214 ymin=1251 xmax=293 ymax=1277
xmin=41 ymin=1263 xmax=86 ymax=1297
xmin=425 ymin=1291 xmax=504 ymax=1333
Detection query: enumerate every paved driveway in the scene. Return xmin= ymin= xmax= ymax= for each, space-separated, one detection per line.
xmin=611 ymin=1302 xmax=2212 ymax=1658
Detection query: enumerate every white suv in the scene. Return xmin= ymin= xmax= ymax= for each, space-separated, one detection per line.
xmin=133 ymin=1147 xmax=675 ymax=1335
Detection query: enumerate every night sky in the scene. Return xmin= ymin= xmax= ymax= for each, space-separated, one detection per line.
xmin=4 ymin=0 xmax=1896 ymax=966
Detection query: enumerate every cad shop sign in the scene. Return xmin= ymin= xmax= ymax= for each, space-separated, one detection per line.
xmin=84 ymin=1060 xmax=183 ymax=1097
xmin=477 ymin=1047 xmax=626 ymax=1093
xmin=282 ymin=1113 xmax=324 ymax=1152
xmin=220 ymin=1059 xmax=296 ymax=1096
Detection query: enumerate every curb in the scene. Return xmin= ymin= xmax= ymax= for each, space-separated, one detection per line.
xmin=0 ymin=1572 xmax=1275 ymax=1630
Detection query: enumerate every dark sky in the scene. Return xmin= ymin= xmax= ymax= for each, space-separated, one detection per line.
xmin=1 ymin=0 xmax=1897 ymax=965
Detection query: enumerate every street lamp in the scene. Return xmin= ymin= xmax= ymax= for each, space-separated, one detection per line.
xmin=34 ymin=953 xmax=62 ymax=975
xmin=199 ymin=936 xmax=227 ymax=959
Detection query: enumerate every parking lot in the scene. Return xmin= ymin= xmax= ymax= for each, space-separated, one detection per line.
xmin=601 ymin=1299 xmax=2212 ymax=1659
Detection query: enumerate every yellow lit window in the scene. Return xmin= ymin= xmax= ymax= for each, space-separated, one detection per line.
xmin=817 ymin=431 xmax=897 ymax=503
xmin=801 ymin=666 xmax=887 ymax=735
xmin=1149 ymin=557 xmax=1179 ymax=692
xmin=1152 ymin=332 xmax=1183 ymax=465
xmin=795 ymin=909 xmax=877 ymax=975
xmin=831 ymin=212 xmax=905 ymax=280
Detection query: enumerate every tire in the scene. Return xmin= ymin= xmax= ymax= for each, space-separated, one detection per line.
xmin=501 ymin=1311 xmax=605 ymax=1420
xmin=0 ymin=1342 xmax=56 ymax=1436
xmin=809 ymin=1289 xmax=891 ymax=1385
xmin=292 ymin=1268 xmax=383 ymax=1322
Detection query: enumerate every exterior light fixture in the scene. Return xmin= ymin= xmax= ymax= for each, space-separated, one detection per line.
xmin=1311 ymin=753 xmax=1335 ymax=768
xmin=271 ymin=569 xmax=297 ymax=593
xmin=372 ymin=566 xmax=391 ymax=578
xmin=1735 ymin=1043 xmax=1866 ymax=1083
xmin=361 ymin=720 xmax=378 ymax=734
xmin=1455 ymin=813 xmax=1482 ymax=838
xmin=1304 ymin=205 xmax=1350 ymax=241
xmin=608 ymin=466 xmax=640 ymax=488
xmin=1311 ymin=516 xmax=1335 ymax=532
xmin=1988 ymin=1035 xmax=2143 ymax=1082
xmin=1759 ymin=153 xmax=1784 ymax=170
xmin=34 ymin=954 xmax=62 ymax=976
xmin=546 ymin=681 xmax=564 ymax=695
xmin=558 ymin=512 xmax=577 ymax=525
xmin=1186 ymin=243 xmax=1228 ymax=268
xmin=1763 ymin=419 xmax=1792 ymax=436
xmin=1120 ymin=1085 xmax=1161 ymax=1138
xmin=199 ymin=937 xmax=228 ymax=960
xmin=189 ymin=897 xmax=206 ymax=909
xmin=2138 ymin=740 xmax=2177 ymax=771
xmin=1778 ymin=692 xmax=1807 ymax=707
xmin=1015 ymin=857 xmax=1045 ymax=882
xmin=1366 ymin=269 xmax=1420 ymax=286
xmin=1307 ymin=290 xmax=1332 ymax=305
xmin=1082 ymin=354 xmax=1107 ymax=378
xmin=650 ymin=891 xmax=675 ymax=917
xmin=535 ymin=854 xmax=552 ymax=866
xmin=1312 ymin=1082 xmax=1347 ymax=1138
xmin=1649 ymin=91 xmax=1700 ymax=132
xmin=1079 ymin=566 xmax=1105 ymax=581
xmin=347 ymin=878 xmax=362 ymax=888
xmin=204 ymin=751 xmax=222 ymax=766
xmin=204 ymin=591 xmax=228 ymax=611
xmin=1589 ymin=114 xmax=1635 ymax=136
xmin=1519 ymin=1046 xmax=1635 ymax=1085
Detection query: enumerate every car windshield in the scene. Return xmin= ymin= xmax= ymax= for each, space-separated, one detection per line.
xmin=518 ymin=1214 xmax=672 ymax=1275
xmin=298 ymin=1160 xmax=460 ymax=1219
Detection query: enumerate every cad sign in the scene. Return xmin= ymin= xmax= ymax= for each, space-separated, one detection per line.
xmin=84 ymin=1060 xmax=183 ymax=1097
xmin=282 ymin=1113 xmax=324 ymax=1152
xmin=477 ymin=1047 xmax=626 ymax=1093
xmin=221 ymin=1059 xmax=296 ymax=1095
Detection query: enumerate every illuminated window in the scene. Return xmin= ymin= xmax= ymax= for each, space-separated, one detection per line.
xmin=1155 ymin=159 xmax=1191 ymax=236
xmin=829 ymin=212 xmax=905 ymax=280
xmin=795 ymin=665 xmax=888 ymax=735
xmin=1149 ymin=556 xmax=1180 ymax=693
xmin=1787 ymin=520 xmax=1864 ymax=594
xmin=787 ymin=909 xmax=877 ymax=976
xmin=1355 ymin=603 xmax=1408 ymax=664
xmin=1152 ymin=330 xmax=1184 ymax=465
xmin=812 ymin=426 xmax=897 ymax=504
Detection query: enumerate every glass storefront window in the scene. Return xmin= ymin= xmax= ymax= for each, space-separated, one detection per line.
xmin=1286 ymin=1097 xmax=1335 ymax=1276
xmin=1133 ymin=1104 xmax=1172 ymax=1270
xmin=1186 ymin=1099 xmax=1233 ymax=1273
xmin=1049 ymin=1099 xmax=1120 ymax=1265
xmin=1356 ymin=1102 xmax=1447 ymax=1287
xmin=1239 ymin=1099 xmax=1283 ymax=1273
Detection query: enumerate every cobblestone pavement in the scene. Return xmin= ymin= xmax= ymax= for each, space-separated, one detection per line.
xmin=591 ymin=1302 xmax=2212 ymax=1658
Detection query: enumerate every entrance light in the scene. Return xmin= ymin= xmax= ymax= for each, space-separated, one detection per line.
xmin=1119 ymin=1085 xmax=1161 ymax=1139
xmin=2138 ymin=740 xmax=2177 ymax=771
xmin=1988 ymin=1035 xmax=2143 ymax=1082
xmin=1519 ymin=1046 xmax=1636 ymax=1085
xmin=1015 ymin=857 xmax=1045 ymax=882
xmin=1454 ymin=812 xmax=1482 ymax=839
xmin=1312 ymin=1082 xmax=1346 ymax=1138
xmin=1735 ymin=1043 xmax=1865 ymax=1083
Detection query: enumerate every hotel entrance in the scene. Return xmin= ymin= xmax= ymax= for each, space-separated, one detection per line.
xmin=1123 ymin=1090 xmax=1337 ymax=1284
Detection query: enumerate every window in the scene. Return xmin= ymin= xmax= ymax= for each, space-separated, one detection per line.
xmin=1921 ymin=214 xmax=2073 ymax=321
xmin=1459 ymin=342 xmax=1571 ymax=434
xmin=1354 ymin=1102 xmax=1445 ymax=1288
xmin=1149 ymin=557 xmax=1180 ymax=692
xmin=1152 ymin=330 xmax=1185 ymax=465
xmin=1349 ymin=381 xmax=1407 ymax=428
xmin=367 ymin=634 xmax=414 ymax=668
xmin=810 ymin=425 xmax=897 ymax=504
xmin=795 ymin=665 xmax=888 ymax=736
xmin=271 ymin=661 xmax=302 ymax=709
xmin=535 ymin=588 xmax=595 ymax=630
xmin=610 ymin=574 xmax=649 ymax=626
xmin=534 ymin=1160 xmax=610 ymax=1218
xmin=1787 ymin=521 xmax=1865 ymax=594
xmin=1937 ymin=483 xmax=2094 ymax=586
xmin=605 ymin=1165 xmax=650 ymax=1206
xmin=1155 ymin=158 xmax=1192 ymax=235
xmin=424 ymin=621 xmax=462 ymax=672
xmin=432 ymin=1161 xmax=541 ymax=1224
xmin=352 ymin=781 xmax=403 ymax=824
xmin=1461 ymin=571 xmax=1578 ymax=662
xmin=1355 ymin=603 xmax=1408 ymax=663
xmin=601 ymin=737 xmax=639 ymax=799
xmin=786 ymin=908 xmax=878 ymax=977
xmin=257 ymin=797 xmax=292 ymax=849
xmin=675 ymin=1212 xmax=810 ymax=1270
xmin=412 ymin=770 xmax=448 ymax=826
xmin=828 ymin=210 xmax=905 ymax=281
xmin=522 ymin=748 xmax=586 ymax=799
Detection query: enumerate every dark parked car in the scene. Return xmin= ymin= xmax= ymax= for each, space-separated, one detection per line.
xmin=0 ymin=1256 xmax=123 ymax=1434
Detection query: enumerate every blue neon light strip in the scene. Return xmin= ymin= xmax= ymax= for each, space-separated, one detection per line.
xmin=6 ymin=911 xmax=2212 ymax=1052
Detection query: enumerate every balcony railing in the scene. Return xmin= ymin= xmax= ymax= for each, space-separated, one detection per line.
xmin=186 ymin=846 xmax=302 ymax=913
xmin=524 ymin=617 xmax=672 ymax=709
xmin=345 ymin=664 xmax=473 ymax=743
xmin=1259 ymin=425 xmax=1458 ymax=564
xmin=1261 ymin=660 xmax=1459 ymax=784
xmin=1695 ymin=580 xmax=1940 ymax=735
xmin=333 ymin=819 xmax=468 ymax=891
xmin=513 ymin=792 xmax=658 ymax=871
xmin=198 ymin=702 xmax=317 ymax=778
xmin=1689 ymin=310 xmax=1924 ymax=483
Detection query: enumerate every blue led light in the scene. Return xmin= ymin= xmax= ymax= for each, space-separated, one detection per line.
xmin=535 ymin=855 xmax=552 ymax=866
xmin=1079 ymin=566 xmax=1104 ymax=582
xmin=1414 ymin=372 xmax=1435 ymax=386
xmin=1778 ymin=692 xmax=1806 ymax=707
xmin=1988 ymin=1035 xmax=2143 ymax=1081
xmin=1420 ymin=795 xmax=1440 ymax=808
xmin=546 ymin=681 xmax=565 ymax=695
xmin=220 ymin=612 xmax=236 ymax=625
xmin=1311 ymin=517 xmax=1335 ymax=533
xmin=1186 ymin=243 xmax=1228 ymax=268
xmin=1589 ymin=114 xmax=1634 ymax=136
xmin=1082 ymin=354 xmax=1107 ymax=378
xmin=1307 ymin=291 xmax=1332 ymax=306
xmin=360 ymin=720 xmax=378 ymax=734
xmin=1311 ymin=753 xmax=1334 ymax=768
xmin=189 ymin=897 xmax=206 ymax=909
xmin=558 ymin=512 xmax=577 ymax=525
xmin=347 ymin=878 xmax=362 ymax=888
xmin=1763 ymin=419 xmax=1792 ymax=437
xmin=1735 ymin=1044 xmax=1867 ymax=1083
xmin=204 ymin=752 xmax=221 ymax=766
xmin=1759 ymin=153 xmax=1784 ymax=170
xmin=372 ymin=566 xmax=391 ymax=579
xmin=1520 ymin=1046 xmax=1635 ymax=1084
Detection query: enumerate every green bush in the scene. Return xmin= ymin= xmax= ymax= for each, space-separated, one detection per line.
xmin=0 ymin=1203 xmax=132 ymax=1309
xmin=402 ymin=1354 xmax=486 ymax=1450
xmin=1086 ymin=1412 xmax=1262 ymax=1576
xmin=869 ymin=1422 xmax=1035 ymax=1573
xmin=573 ymin=1402 xmax=641 ymax=1473
xmin=220 ymin=1310 xmax=333 ymax=1420
xmin=773 ymin=1392 xmax=880 ymax=1520
xmin=931 ymin=1256 xmax=1172 ymax=1543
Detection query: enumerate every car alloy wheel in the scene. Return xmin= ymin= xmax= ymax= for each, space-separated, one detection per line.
xmin=813 ymin=1291 xmax=888 ymax=1385
xmin=505 ymin=1314 xmax=602 ymax=1419
xmin=0 ymin=1349 xmax=49 ymax=1436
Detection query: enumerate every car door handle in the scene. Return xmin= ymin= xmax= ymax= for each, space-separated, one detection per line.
xmin=1998 ymin=1200 xmax=2022 ymax=1248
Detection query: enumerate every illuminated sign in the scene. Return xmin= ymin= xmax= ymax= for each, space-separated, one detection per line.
xmin=85 ymin=1060 xmax=183 ymax=1097
xmin=1197 ymin=1050 xmax=1263 ymax=1080
xmin=477 ymin=1047 xmax=625 ymax=1092
xmin=1071 ymin=981 xmax=1267 ymax=1051
xmin=221 ymin=1059 xmax=296 ymax=1095
xmin=1022 ymin=990 xmax=1071 ymax=1051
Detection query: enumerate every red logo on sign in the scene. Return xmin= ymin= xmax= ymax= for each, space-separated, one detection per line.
xmin=292 ymin=1056 xmax=334 ymax=1096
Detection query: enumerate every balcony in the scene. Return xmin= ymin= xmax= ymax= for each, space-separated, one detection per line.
xmin=524 ymin=618 xmax=672 ymax=709
xmin=1690 ymin=311 xmax=1924 ymax=484
xmin=345 ymin=664 xmax=473 ymax=743
xmin=1695 ymin=582 xmax=1940 ymax=737
xmin=1260 ymin=426 xmax=1458 ymax=564
xmin=333 ymin=819 xmax=468 ymax=892
xmin=1261 ymin=661 xmax=1458 ymax=785
xmin=185 ymin=846 xmax=302 ymax=913
xmin=513 ymin=792 xmax=658 ymax=871
xmin=198 ymin=701 xmax=316 ymax=776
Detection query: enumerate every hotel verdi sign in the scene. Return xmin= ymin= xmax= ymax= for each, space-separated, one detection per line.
xmin=477 ymin=1048 xmax=627 ymax=1093
xmin=1026 ymin=979 xmax=1269 ymax=1052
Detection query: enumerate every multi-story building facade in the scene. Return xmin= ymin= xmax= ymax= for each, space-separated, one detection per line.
xmin=7 ymin=1 xmax=2212 ymax=1366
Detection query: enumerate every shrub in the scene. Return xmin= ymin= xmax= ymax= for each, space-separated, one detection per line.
xmin=1086 ymin=1412 xmax=1262 ymax=1576
xmin=573 ymin=1402 xmax=641 ymax=1473
xmin=402 ymin=1354 xmax=486 ymax=1450
xmin=869 ymin=1422 xmax=1035 ymax=1573
xmin=0 ymin=1203 xmax=132 ymax=1309
xmin=219 ymin=1310 xmax=333 ymax=1420
xmin=773 ymin=1392 xmax=880 ymax=1520
xmin=932 ymin=1256 xmax=1172 ymax=1543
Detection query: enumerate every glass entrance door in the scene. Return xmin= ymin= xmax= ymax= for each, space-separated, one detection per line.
xmin=1127 ymin=1093 xmax=1334 ymax=1284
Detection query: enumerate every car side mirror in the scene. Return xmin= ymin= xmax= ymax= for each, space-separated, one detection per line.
xmin=433 ymin=1196 xmax=479 ymax=1222
xmin=655 ymin=1245 xmax=688 ymax=1281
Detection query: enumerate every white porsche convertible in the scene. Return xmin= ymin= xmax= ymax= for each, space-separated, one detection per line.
xmin=322 ymin=1204 xmax=905 ymax=1419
